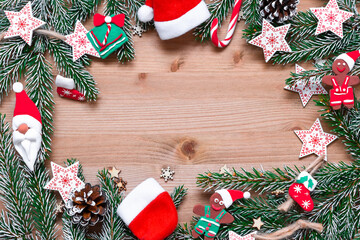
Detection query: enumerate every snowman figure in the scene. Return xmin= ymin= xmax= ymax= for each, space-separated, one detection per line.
xmin=322 ymin=50 xmax=360 ymax=110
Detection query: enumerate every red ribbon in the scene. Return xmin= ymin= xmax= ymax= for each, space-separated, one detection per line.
xmin=93 ymin=13 xmax=125 ymax=28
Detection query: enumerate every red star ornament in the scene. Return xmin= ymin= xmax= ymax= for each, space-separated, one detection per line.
xmin=284 ymin=64 xmax=327 ymax=107
xmin=44 ymin=161 xmax=85 ymax=202
xmin=229 ymin=231 xmax=256 ymax=240
xmin=294 ymin=118 xmax=337 ymax=161
xmin=249 ymin=19 xmax=291 ymax=62
xmin=65 ymin=21 xmax=100 ymax=61
xmin=4 ymin=2 xmax=46 ymax=45
xmin=310 ymin=0 xmax=354 ymax=38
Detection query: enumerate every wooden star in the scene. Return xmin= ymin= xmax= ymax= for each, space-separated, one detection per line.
xmin=114 ymin=177 xmax=127 ymax=192
xmin=220 ymin=164 xmax=231 ymax=174
xmin=252 ymin=217 xmax=264 ymax=230
xmin=108 ymin=167 xmax=121 ymax=179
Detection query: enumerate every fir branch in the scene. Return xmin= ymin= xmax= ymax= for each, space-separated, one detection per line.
xmin=48 ymin=39 xmax=99 ymax=101
xmin=315 ymin=96 xmax=360 ymax=160
xmin=26 ymin=163 xmax=57 ymax=240
xmin=67 ymin=0 xmax=102 ymax=27
xmin=197 ymin=166 xmax=300 ymax=194
xmin=89 ymin=169 xmax=128 ymax=240
xmin=170 ymin=185 xmax=188 ymax=208
xmin=0 ymin=114 xmax=33 ymax=239
xmin=105 ymin=0 xmax=135 ymax=62
xmin=194 ymin=0 xmax=234 ymax=42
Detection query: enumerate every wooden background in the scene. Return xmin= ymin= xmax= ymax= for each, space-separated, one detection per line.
xmin=0 ymin=0 xmax=351 ymax=226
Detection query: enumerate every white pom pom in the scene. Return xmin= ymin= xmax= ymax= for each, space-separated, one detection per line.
xmin=13 ymin=82 xmax=23 ymax=93
xmin=243 ymin=191 xmax=251 ymax=199
xmin=138 ymin=5 xmax=154 ymax=22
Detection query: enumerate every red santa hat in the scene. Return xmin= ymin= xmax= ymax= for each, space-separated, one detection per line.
xmin=12 ymin=82 xmax=42 ymax=131
xmin=335 ymin=50 xmax=360 ymax=70
xmin=137 ymin=0 xmax=210 ymax=40
xmin=117 ymin=178 xmax=178 ymax=240
xmin=215 ymin=189 xmax=251 ymax=208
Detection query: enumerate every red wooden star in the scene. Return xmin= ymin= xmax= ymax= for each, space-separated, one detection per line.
xmin=4 ymin=2 xmax=46 ymax=45
xmin=294 ymin=118 xmax=337 ymax=160
xmin=249 ymin=19 xmax=291 ymax=62
xmin=311 ymin=0 xmax=354 ymax=38
xmin=65 ymin=21 xmax=100 ymax=61
xmin=44 ymin=162 xmax=85 ymax=202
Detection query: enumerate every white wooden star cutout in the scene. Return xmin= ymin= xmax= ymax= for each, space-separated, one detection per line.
xmin=229 ymin=231 xmax=256 ymax=240
xmin=252 ymin=217 xmax=264 ymax=230
xmin=284 ymin=64 xmax=327 ymax=107
xmin=294 ymin=118 xmax=337 ymax=161
xmin=108 ymin=167 xmax=121 ymax=179
xmin=310 ymin=0 xmax=354 ymax=38
xmin=65 ymin=21 xmax=100 ymax=61
xmin=44 ymin=162 xmax=85 ymax=202
xmin=4 ymin=2 xmax=46 ymax=45
xmin=220 ymin=164 xmax=231 ymax=174
xmin=249 ymin=19 xmax=291 ymax=62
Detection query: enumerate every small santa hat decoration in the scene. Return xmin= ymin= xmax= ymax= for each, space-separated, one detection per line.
xmin=335 ymin=50 xmax=360 ymax=70
xmin=12 ymin=82 xmax=42 ymax=129
xmin=117 ymin=178 xmax=178 ymax=240
xmin=137 ymin=0 xmax=210 ymax=40
xmin=215 ymin=189 xmax=251 ymax=208
xmin=55 ymin=75 xmax=86 ymax=101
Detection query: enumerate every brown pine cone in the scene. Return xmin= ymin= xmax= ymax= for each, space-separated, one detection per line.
xmin=65 ymin=183 xmax=107 ymax=226
xmin=260 ymin=0 xmax=299 ymax=23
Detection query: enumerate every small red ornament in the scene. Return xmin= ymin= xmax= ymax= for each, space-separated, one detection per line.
xmin=56 ymin=75 xmax=86 ymax=101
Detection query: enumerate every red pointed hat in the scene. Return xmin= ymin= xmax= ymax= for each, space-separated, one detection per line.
xmin=13 ymin=82 xmax=42 ymax=124
xmin=335 ymin=50 xmax=360 ymax=70
xmin=215 ymin=189 xmax=251 ymax=208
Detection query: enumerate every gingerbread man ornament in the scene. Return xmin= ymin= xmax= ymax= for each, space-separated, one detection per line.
xmin=322 ymin=50 xmax=360 ymax=110
xmin=192 ymin=189 xmax=250 ymax=239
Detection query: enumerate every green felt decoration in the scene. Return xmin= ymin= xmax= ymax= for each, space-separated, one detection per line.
xmin=87 ymin=16 xmax=128 ymax=59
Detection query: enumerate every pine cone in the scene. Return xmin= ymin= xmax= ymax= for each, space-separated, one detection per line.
xmin=65 ymin=183 xmax=107 ymax=226
xmin=260 ymin=0 xmax=299 ymax=23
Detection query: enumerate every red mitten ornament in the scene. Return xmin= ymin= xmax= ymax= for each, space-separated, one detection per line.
xmin=288 ymin=172 xmax=318 ymax=211
xmin=56 ymin=75 xmax=86 ymax=101
xmin=117 ymin=178 xmax=178 ymax=240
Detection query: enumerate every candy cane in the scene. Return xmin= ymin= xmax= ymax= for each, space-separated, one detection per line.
xmin=210 ymin=0 xmax=243 ymax=48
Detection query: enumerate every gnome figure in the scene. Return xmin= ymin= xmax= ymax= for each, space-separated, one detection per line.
xmin=322 ymin=50 xmax=360 ymax=110
xmin=137 ymin=0 xmax=210 ymax=40
xmin=12 ymin=82 xmax=42 ymax=171
xmin=192 ymin=189 xmax=250 ymax=239
xmin=117 ymin=178 xmax=178 ymax=240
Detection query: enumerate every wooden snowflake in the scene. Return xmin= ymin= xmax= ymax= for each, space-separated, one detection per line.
xmin=114 ymin=177 xmax=127 ymax=192
xmin=160 ymin=166 xmax=175 ymax=182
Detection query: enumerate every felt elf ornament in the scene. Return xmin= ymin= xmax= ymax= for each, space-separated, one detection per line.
xmin=137 ymin=0 xmax=210 ymax=40
xmin=322 ymin=50 xmax=360 ymax=110
xmin=55 ymin=75 xmax=86 ymax=101
xmin=117 ymin=178 xmax=178 ymax=240
xmin=192 ymin=189 xmax=251 ymax=239
xmin=288 ymin=171 xmax=318 ymax=211
xmin=86 ymin=13 xmax=128 ymax=59
xmin=12 ymin=82 xmax=42 ymax=171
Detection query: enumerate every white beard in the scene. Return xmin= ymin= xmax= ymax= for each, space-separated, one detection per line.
xmin=13 ymin=129 xmax=42 ymax=171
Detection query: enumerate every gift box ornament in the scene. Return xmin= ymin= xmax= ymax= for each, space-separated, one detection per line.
xmin=87 ymin=14 xmax=128 ymax=59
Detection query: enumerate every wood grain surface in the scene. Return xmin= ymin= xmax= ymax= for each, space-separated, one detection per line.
xmin=0 ymin=0 xmax=351 ymax=227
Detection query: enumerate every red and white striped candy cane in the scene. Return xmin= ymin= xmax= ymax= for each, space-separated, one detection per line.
xmin=210 ymin=0 xmax=243 ymax=48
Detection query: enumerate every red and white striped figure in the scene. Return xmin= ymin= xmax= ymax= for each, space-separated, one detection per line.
xmin=210 ymin=0 xmax=243 ymax=48
xmin=55 ymin=75 xmax=86 ymax=102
